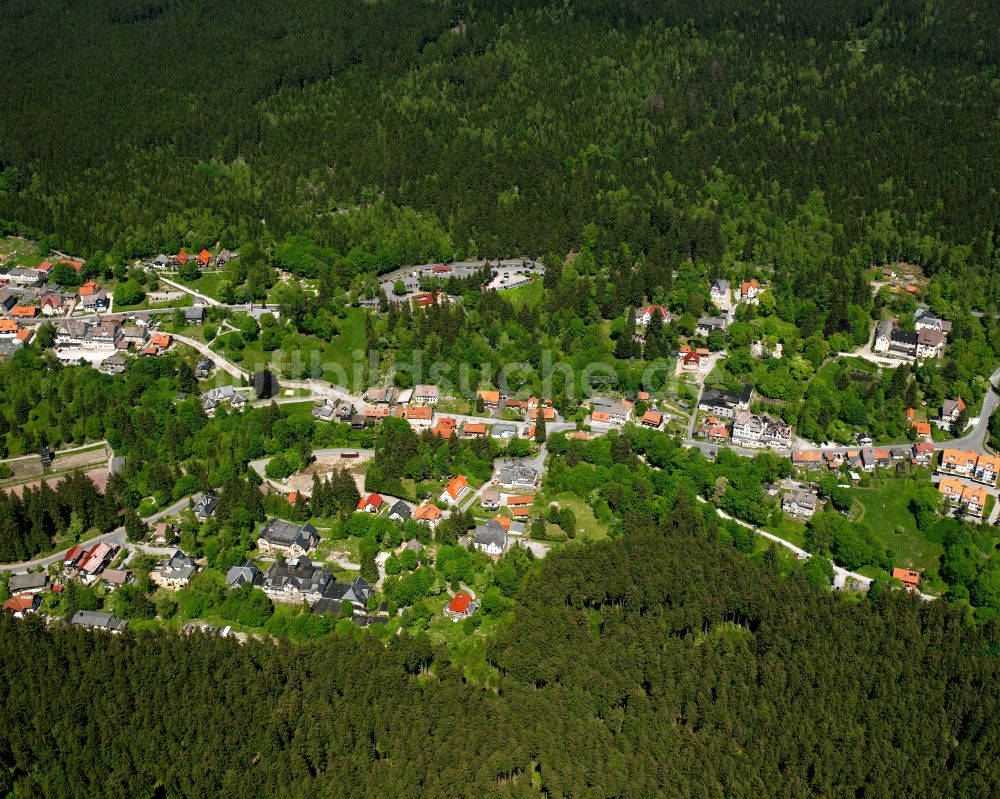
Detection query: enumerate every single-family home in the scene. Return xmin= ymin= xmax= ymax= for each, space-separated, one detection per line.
xmin=357 ymin=492 xmax=384 ymax=514
xmin=637 ymin=304 xmax=670 ymax=327
xmin=193 ymin=492 xmax=218 ymax=520
xmin=739 ymin=279 xmax=761 ymax=304
xmin=913 ymin=309 xmax=951 ymax=334
xmin=640 ymin=410 xmax=663 ymax=429
xmin=491 ymin=423 xmax=518 ymax=439
xmin=364 ymin=387 xmax=398 ymax=405
xmin=3 ymin=593 xmax=41 ymax=618
xmin=445 ymin=592 xmax=477 ymax=619
xmin=480 ymin=489 xmax=501 ymax=510
xmin=260 ymin=557 xmax=332 ymax=605
xmin=441 ymin=475 xmax=470 ymax=505
xmin=473 ymin=519 xmax=508 ymax=557
xmin=151 ymin=551 xmax=198 ymax=589
xmin=710 ymin=279 xmax=730 ymax=304
xmin=412 ymin=384 xmax=440 ymax=404
xmin=101 ymin=569 xmax=134 ymax=590
xmin=413 ymin=503 xmax=442 ymax=529
xmin=68 ymin=610 xmax=128 ymax=633
xmin=478 ymin=389 xmax=501 ymax=409
xmin=696 ymin=315 xmax=728 ymax=336
xmin=184 ymin=306 xmax=206 ymax=325
xmin=431 ymin=416 xmax=458 ymax=439
xmin=404 ymin=404 xmax=434 ymax=431
xmin=495 ymin=462 xmax=540 ymax=491
xmin=195 ymin=357 xmax=215 ymax=379
xmin=782 ymin=490 xmax=818 ymax=519
xmin=939 ymin=398 xmax=966 ymax=432
xmin=891 ymin=568 xmax=921 ymax=590
xmin=225 ymin=560 xmax=261 ymax=588
xmin=388 ymin=500 xmax=412 ymax=522
xmin=698 ymin=386 xmax=753 ymax=419
xmin=257 ymin=518 xmax=319 ymax=558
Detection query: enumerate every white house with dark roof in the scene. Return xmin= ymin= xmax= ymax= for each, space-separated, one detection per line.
xmin=257 ymin=518 xmax=319 ymax=559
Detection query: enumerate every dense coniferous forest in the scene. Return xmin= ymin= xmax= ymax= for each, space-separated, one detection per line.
xmin=3 ymin=502 xmax=1000 ymax=797
xmin=1 ymin=0 xmax=998 ymax=303
xmin=3 ymin=2 xmax=1000 ymax=794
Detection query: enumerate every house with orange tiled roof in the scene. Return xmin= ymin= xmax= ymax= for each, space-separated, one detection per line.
xmin=478 ymin=389 xmax=500 ymax=409
xmin=413 ymin=503 xmax=442 ymax=529
xmin=10 ymin=305 xmax=37 ymax=319
xmin=357 ymin=493 xmax=383 ymax=513
xmin=174 ymin=249 xmax=189 ymax=266
xmin=911 ymin=420 xmax=932 ymax=440
xmin=440 ymin=475 xmax=469 ymax=505
xmin=739 ymin=279 xmax=761 ymax=304
xmin=0 ymin=319 xmax=18 ymax=336
xmin=445 ymin=591 xmax=475 ymax=618
xmin=431 ymin=416 xmax=457 ymax=439
xmin=462 ymin=422 xmax=487 ymax=437
xmin=506 ymin=495 xmax=533 ymax=507
xmin=197 ymin=249 xmax=211 ymax=267
xmin=973 ymin=453 xmax=1000 ymax=487
xmin=404 ymin=404 xmax=434 ymax=431
xmin=149 ymin=332 xmax=172 ymax=351
xmin=792 ymin=450 xmax=822 ymax=467
xmin=2 ymin=593 xmax=41 ymax=618
xmin=891 ymin=568 xmax=921 ymax=590
xmin=938 ymin=478 xmax=986 ymax=518
xmin=939 ymin=448 xmax=978 ymax=477
xmin=640 ymin=410 xmax=663 ymax=429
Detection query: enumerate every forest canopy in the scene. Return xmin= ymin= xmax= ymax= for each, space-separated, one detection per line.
xmin=0 ymin=0 xmax=998 ymax=302
xmin=2 ymin=503 xmax=1000 ymax=797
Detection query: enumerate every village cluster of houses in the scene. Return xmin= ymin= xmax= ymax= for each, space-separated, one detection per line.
xmin=584 ymin=395 xmax=664 ymax=430
xmin=792 ymin=439 xmax=936 ymax=475
xmin=0 ymin=258 xmax=96 ymax=324
xmin=312 ymin=385 xmax=551 ymax=440
xmin=54 ymin=315 xmax=174 ymax=367
xmin=146 ymin=248 xmax=237 ymax=272
xmin=3 ymin=540 xmax=135 ymax=626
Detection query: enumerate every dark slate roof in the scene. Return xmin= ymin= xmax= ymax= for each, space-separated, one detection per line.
xmin=259 ymin=518 xmax=318 ymax=550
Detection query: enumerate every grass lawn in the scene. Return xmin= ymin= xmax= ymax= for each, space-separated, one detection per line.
xmin=209 ymin=309 xmax=369 ymax=389
xmin=424 ymin=595 xmax=502 ymax=685
xmin=762 ymin=516 xmax=807 ymax=549
xmin=544 ymin=493 xmax=608 ymax=542
xmin=847 ymin=478 xmax=943 ymax=571
xmin=505 ymin=279 xmax=543 ymax=308
xmin=437 ymin=398 xmax=472 ymax=415
xmin=170 ymin=271 xmax=228 ymax=301
xmin=114 ymin=296 xmax=192 ymax=312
